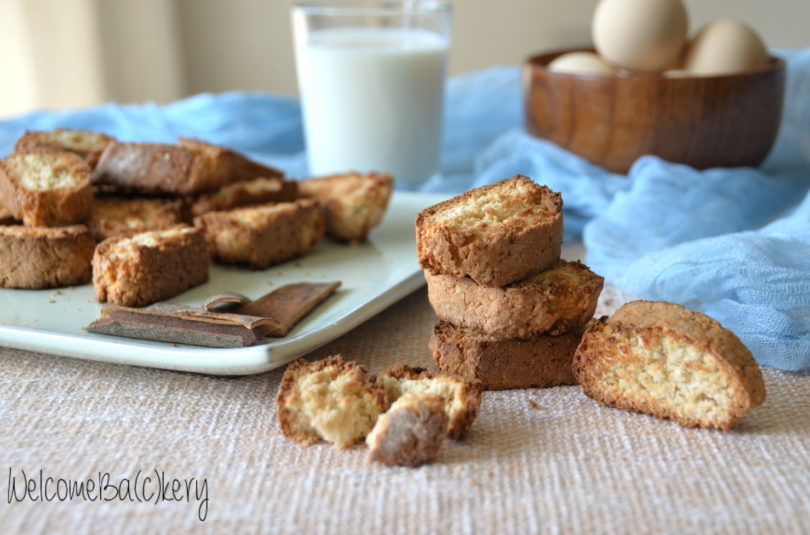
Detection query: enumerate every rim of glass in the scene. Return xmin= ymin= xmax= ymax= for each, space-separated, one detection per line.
xmin=292 ymin=1 xmax=451 ymax=16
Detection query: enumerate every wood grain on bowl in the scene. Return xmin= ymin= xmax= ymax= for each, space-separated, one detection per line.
xmin=524 ymin=49 xmax=786 ymax=174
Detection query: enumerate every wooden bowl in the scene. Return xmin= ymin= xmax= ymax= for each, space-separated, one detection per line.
xmin=524 ymin=49 xmax=786 ymax=174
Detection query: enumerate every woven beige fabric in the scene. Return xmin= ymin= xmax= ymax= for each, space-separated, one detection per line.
xmin=1 ymin=287 xmax=809 ymax=534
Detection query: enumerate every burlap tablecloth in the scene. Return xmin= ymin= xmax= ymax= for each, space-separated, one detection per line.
xmin=1 ymin=286 xmax=809 ymax=534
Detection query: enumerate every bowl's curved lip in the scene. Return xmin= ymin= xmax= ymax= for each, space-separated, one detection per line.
xmin=525 ymin=47 xmax=786 ymax=81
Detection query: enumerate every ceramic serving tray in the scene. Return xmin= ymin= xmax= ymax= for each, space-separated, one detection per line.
xmin=0 ymin=191 xmax=448 ymax=375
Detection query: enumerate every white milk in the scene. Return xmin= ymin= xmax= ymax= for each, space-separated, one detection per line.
xmin=295 ymin=27 xmax=448 ymax=186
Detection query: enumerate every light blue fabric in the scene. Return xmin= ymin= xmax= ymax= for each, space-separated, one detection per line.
xmin=1 ymin=51 xmax=809 ymax=370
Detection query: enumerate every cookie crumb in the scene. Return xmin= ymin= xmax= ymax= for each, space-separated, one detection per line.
xmin=528 ymin=399 xmax=542 ymax=410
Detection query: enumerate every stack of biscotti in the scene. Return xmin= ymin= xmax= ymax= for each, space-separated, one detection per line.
xmin=417 ymin=175 xmax=604 ymax=390
xmin=0 ymin=150 xmax=96 ymax=288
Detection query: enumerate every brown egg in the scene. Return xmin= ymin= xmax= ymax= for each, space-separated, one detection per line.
xmin=592 ymin=0 xmax=689 ymax=72
xmin=684 ymin=20 xmax=769 ymax=75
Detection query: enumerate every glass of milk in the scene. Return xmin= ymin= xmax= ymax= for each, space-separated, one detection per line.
xmin=292 ymin=1 xmax=452 ymax=187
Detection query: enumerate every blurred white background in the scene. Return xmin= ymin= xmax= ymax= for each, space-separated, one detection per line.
xmin=1 ymin=0 xmax=808 ymax=118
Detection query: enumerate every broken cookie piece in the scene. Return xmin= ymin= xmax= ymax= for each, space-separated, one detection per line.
xmin=367 ymin=392 xmax=448 ymax=467
xmin=277 ymin=355 xmax=387 ymax=449
xmin=375 ymin=365 xmax=483 ymax=440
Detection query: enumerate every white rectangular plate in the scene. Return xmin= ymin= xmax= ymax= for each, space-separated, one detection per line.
xmin=0 ymin=191 xmax=448 ymax=375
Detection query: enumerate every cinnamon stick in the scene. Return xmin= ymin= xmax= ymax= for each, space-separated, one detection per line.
xmin=235 ymin=281 xmax=341 ymax=337
xmin=85 ymin=304 xmax=264 ymax=348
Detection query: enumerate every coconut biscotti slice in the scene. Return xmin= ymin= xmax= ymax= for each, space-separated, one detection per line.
xmin=177 ymin=137 xmax=284 ymax=184
xmin=276 ymin=355 xmax=388 ymax=449
xmin=430 ymin=321 xmax=585 ymax=390
xmin=0 ymin=225 xmax=95 ymax=288
xmin=193 ymin=199 xmax=324 ymax=269
xmin=416 ymin=175 xmax=562 ymax=287
xmin=93 ymin=226 xmax=209 ymax=307
xmin=573 ymin=300 xmax=766 ymax=431
xmin=0 ymin=151 xmax=93 ymax=227
xmin=298 ymin=172 xmax=393 ymax=243
xmin=14 ymin=129 xmax=114 ymax=169
xmin=93 ymin=142 xmax=219 ymax=195
xmin=375 ymin=364 xmax=483 ymax=440
xmin=426 ymin=259 xmax=603 ymax=338
xmin=87 ymin=197 xmax=187 ymax=241
xmin=191 ymin=176 xmax=298 ymax=217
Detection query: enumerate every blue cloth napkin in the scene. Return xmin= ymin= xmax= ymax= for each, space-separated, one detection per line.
xmin=1 ymin=52 xmax=809 ymax=371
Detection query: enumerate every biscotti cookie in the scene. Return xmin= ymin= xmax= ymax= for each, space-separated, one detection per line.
xmin=194 ymin=199 xmax=324 ymax=269
xmin=0 ymin=151 xmax=93 ymax=227
xmin=0 ymin=225 xmax=94 ymax=288
xmin=573 ymin=300 xmax=766 ymax=431
xmin=375 ymin=364 xmax=483 ymax=440
xmin=430 ymin=321 xmax=585 ymax=390
xmin=426 ymin=259 xmax=603 ymax=338
xmin=416 ymin=175 xmax=563 ymax=287
xmin=277 ymin=355 xmax=387 ymax=449
xmin=93 ymin=142 xmax=221 ymax=195
xmin=366 ymin=393 xmax=448 ymax=467
xmin=178 ymin=137 xmax=284 ymax=184
xmin=92 ymin=226 xmax=209 ymax=307
xmin=88 ymin=197 xmax=186 ymax=241
xmin=298 ymin=172 xmax=393 ymax=243
xmin=14 ymin=129 xmax=114 ymax=169
xmin=191 ymin=176 xmax=298 ymax=217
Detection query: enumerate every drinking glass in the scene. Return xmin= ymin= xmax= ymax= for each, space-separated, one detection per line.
xmin=292 ymin=1 xmax=452 ymax=186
